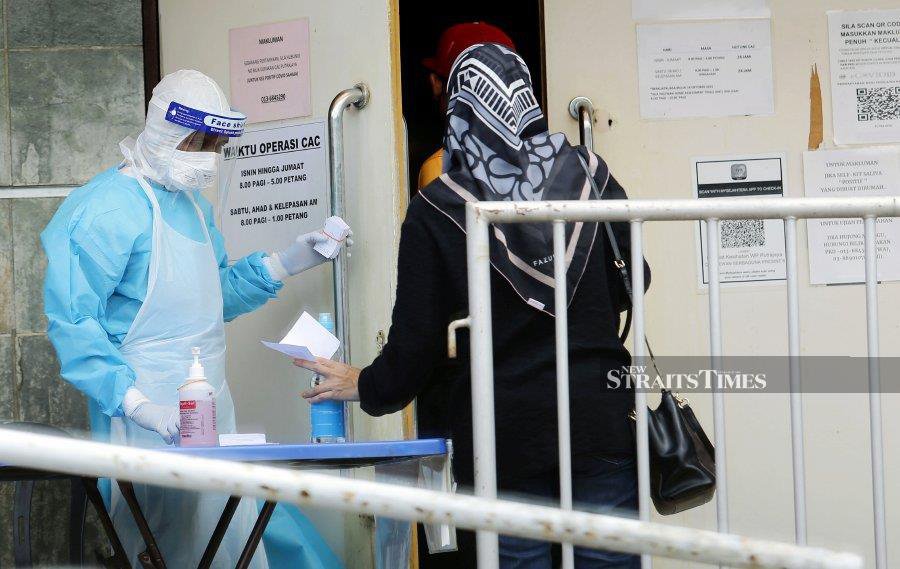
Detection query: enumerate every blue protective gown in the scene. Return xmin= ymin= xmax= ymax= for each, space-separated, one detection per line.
xmin=42 ymin=166 xmax=341 ymax=568
xmin=43 ymin=167 xmax=281 ymax=437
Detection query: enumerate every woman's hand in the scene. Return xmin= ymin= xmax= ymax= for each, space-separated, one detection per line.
xmin=296 ymin=357 xmax=362 ymax=403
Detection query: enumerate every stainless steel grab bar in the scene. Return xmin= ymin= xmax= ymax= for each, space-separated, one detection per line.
xmin=327 ymin=83 xmax=370 ymax=363
xmin=568 ymin=96 xmax=595 ymax=152
xmin=328 ymin=84 xmax=370 ymax=441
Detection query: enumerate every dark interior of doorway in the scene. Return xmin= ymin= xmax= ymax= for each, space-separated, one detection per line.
xmin=397 ymin=3 xmax=548 ymax=567
xmin=399 ymin=0 xmax=545 ymax=197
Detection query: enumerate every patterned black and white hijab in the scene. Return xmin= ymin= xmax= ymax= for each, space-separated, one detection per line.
xmin=420 ymin=43 xmax=611 ymax=316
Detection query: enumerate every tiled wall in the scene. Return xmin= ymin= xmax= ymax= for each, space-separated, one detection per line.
xmin=1 ymin=0 xmax=146 ymax=563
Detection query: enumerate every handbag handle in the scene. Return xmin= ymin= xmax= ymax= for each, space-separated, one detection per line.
xmin=577 ymin=154 xmax=662 ymax=378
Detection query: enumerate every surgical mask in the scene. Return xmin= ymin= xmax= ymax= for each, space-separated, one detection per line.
xmin=168 ymin=150 xmax=218 ymax=191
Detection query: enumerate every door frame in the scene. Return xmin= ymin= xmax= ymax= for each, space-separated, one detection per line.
xmin=141 ymin=0 xmax=162 ymax=109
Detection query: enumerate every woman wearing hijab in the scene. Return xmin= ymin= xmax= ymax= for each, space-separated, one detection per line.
xmin=298 ymin=44 xmax=649 ymax=568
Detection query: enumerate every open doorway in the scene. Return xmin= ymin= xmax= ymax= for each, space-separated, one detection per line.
xmin=396 ymin=3 xmax=546 ymax=567
xmin=398 ymin=0 xmax=545 ymax=197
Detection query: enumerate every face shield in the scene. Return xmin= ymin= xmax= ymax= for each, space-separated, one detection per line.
xmin=163 ymin=101 xmax=246 ymax=196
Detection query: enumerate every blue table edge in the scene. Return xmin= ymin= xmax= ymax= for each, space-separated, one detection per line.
xmin=162 ymin=438 xmax=449 ymax=462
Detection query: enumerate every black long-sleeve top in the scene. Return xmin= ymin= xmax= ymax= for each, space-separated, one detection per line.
xmin=358 ymin=175 xmax=650 ymax=487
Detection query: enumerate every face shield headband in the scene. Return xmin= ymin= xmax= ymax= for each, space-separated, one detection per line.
xmin=164 ymin=101 xmax=247 ymax=138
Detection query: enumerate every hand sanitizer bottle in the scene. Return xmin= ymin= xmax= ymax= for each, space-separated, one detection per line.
xmin=310 ymin=313 xmax=346 ymax=443
xmin=179 ymin=347 xmax=218 ymax=447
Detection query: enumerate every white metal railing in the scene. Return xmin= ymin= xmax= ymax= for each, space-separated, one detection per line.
xmin=0 ymin=429 xmax=862 ymax=568
xmin=465 ymin=195 xmax=900 ymax=569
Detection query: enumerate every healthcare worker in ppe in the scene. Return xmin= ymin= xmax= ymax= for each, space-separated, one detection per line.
xmin=42 ymin=69 xmax=343 ymax=568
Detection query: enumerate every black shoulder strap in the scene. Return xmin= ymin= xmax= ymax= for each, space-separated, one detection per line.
xmin=577 ymin=155 xmax=661 ymax=376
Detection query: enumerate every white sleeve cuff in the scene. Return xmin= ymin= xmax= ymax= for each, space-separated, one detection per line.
xmin=262 ymin=254 xmax=289 ymax=281
xmin=122 ymin=387 xmax=149 ymax=416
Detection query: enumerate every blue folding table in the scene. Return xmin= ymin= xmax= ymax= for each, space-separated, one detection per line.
xmin=117 ymin=438 xmax=449 ymax=569
xmin=2 ymin=437 xmax=450 ymax=569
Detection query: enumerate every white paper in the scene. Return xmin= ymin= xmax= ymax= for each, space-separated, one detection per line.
xmin=260 ymin=341 xmax=316 ymax=361
xmin=220 ymin=121 xmax=327 ymax=261
xmin=633 ymin=0 xmax=770 ymax=21
xmin=637 ymin=21 xmax=774 ymax=119
xmin=803 ymin=148 xmax=900 ymax=284
xmin=828 ymin=10 xmax=900 ymax=145
xmin=693 ymin=154 xmax=786 ymax=286
xmin=314 ymin=216 xmax=351 ymax=259
xmin=218 ymin=433 xmax=268 ymax=446
xmin=262 ymin=312 xmax=340 ymax=361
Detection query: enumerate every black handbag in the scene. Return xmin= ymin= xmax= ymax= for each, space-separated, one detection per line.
xmin=630 ymin=391 xmax=716 ymax=515
xmin=578 ymin=155 xmax=716 ymax=515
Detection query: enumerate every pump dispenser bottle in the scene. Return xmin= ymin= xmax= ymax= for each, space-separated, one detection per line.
xmin=178 ymin=347 xmax=218 ymax=447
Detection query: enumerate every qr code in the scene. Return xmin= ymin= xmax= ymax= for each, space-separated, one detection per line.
xmin=857 ymin=87 xmax=900 ymax=121
xmin=721 ymin=219 xmax=765 ymax=248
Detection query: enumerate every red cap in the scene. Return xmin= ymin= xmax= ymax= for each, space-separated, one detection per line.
xmin=423 ymin=22 xmax=516 ymax=79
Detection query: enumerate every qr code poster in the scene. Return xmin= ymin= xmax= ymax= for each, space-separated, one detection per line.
xmin=692 ymin=155 xmax=787 ymax=287
xmin=803 ymin=148 xmax=900 ymax=285
xmin=828 ymin=10 xmax=900 ymax=145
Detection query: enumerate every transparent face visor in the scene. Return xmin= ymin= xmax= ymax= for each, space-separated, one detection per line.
xmin=163 ymin=100 xmax=246 ymax=205
xmin=174 ymin=130 xmax=238 ymax=196
xmin=218 ymin=136 xmax=240 ymax=226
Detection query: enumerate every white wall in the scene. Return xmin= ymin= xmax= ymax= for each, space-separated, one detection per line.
xmin=544 ymin=1 xmax=899 ymax=567
xmin=158 ymin=1 xmax=404 ymax=565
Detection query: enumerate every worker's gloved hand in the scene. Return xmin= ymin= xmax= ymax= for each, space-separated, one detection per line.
xmin=263 ymin=216 xmax=353 ymax=281
xmin=123 ymin=387 xmax=180 ymax=444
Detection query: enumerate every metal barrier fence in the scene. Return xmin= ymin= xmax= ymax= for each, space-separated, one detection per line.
xmin=0 ymin=429 xmax=862 ymax=569
xmin=465 ymin=195 xmax=899 ymax=569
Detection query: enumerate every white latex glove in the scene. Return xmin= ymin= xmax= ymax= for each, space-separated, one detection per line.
xmin=263 ymin=231 xmax=329 ymax=281
xmin=263 ymin=216 xmax=353 ymax=281
xmin=122 ymin=387 xmax=180 ymax=444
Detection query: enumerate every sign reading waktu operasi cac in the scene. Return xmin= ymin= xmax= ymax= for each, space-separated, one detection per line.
xmin=229 ymin=19 xmax=311 ymax=123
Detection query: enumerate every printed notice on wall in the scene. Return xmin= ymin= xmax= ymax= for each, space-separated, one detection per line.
xmin=636 ymin=20 xmax=774 ymax=119
xmin=828 ymin=10 xmax=900 ymax=145
xmin=632 ymin=0 xmax=770 ymax=22
xmin=693 ymin=154 xmax=786 ymax=286
xmin=220 ymin=121 xmax=326 ymax=261
xmin=803 ymin=148 xmax=900 ymax=284
xmin=229 ymin=19 xmax=311 ymax=123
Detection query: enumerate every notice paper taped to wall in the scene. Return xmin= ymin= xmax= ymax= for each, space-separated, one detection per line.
xmin=219 ymin=121 xmax=327 ymax=261
xmin=693 ymin=154 xmax=786 ymax=286
xmin=804 ymin=147 xmax=900 ymax=284
xmin=632 ymin=0 xmax=770 ymax=22
xmin=636 ymin=20 xmax=774 ymax=119
xmin=229 ymin=18 xmax=311 ymax=123
xmin=828 ymin=9 xmax=900 ymax=145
